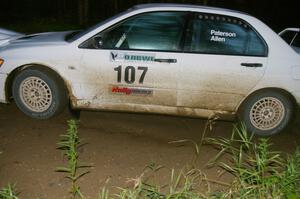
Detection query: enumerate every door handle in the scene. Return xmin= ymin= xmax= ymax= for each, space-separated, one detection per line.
xmin=241 ymin=63 xmax=263 ymax=67
xmin=154 ymin=58 xmax=177 ymax=63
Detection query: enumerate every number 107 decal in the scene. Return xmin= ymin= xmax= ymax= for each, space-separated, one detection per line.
xmin=114 ymin=65 xmax=148 ymax=84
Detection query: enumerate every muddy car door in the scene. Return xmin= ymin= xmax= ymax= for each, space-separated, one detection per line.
xmin=77 ymin=11 xmax=188 ymax=111
xmin=178 ymin=13 xmax=268 ymax=112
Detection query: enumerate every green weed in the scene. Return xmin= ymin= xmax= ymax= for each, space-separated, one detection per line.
xmin=98 ymin=121 xmax=300 ymax=199
xmin=3 ymin=119 xmax=299 ymax=199
xmin=113 ymin=169 xmax=204 ymax=199
xmin=206 ymin=123 xmax=299 ymax=198
xmin=280 ymin=148 xmax=300 ymax=198
xmin=0 ymin=184 xmax=19 ymax=199
xmin=169 ymin=115 xmax=218 ymax=165
xmin=57 ymin=120 xmax=90 ymax=199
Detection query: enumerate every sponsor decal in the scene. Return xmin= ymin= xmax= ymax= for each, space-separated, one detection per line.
xmin=111 ymin=52 xmax=118 ymax=60
xmin=111 ymin=85 xmax=153 ymax=96
xmin=110 ymin=51 xmax=155 ymax=63
xmin=210 ymin=29 xmax=236 ymax=42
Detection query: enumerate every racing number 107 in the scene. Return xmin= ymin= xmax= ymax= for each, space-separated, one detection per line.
xmin=114 ymin=65 xmax=148 ymax=84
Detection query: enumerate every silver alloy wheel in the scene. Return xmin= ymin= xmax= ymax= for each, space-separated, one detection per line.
xmin=250 ymin=97 xmax=285 ymax=131
xmin=19 ymin=76 xmax=53 ymax=112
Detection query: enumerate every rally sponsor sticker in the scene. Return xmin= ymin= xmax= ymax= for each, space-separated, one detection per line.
xmin=110 ymin=51 xmax=155 ymax=63
xmin=110 ymin=85 xmax=153 ymax=96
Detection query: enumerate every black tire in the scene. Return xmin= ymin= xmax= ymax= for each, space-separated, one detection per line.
xmin=238 ymin=90 xmax=293 ymax=136
xmin=12 ymin=67 xmax=68 ymax=119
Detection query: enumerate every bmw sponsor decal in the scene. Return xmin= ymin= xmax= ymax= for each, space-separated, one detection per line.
xmin=110 ymin=51 xmax=155 ymax=63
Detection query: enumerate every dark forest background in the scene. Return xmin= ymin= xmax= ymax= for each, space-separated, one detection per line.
xmin=0 ymin=0 xmax=298 ymax=33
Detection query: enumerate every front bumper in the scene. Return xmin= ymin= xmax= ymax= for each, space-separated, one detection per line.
xmin=0 ymin=73 xmax=8 ymax=103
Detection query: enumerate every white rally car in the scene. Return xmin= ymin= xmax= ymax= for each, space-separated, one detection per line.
xmin=0 ymin=4 xmax=300 ymax=136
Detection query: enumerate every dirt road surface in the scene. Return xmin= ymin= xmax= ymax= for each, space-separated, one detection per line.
xmin=0 ymin=103 xmax=299 ymax=198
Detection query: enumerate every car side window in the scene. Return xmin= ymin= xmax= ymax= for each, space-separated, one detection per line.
xmin=91 ymin=12 xmax=187 ymax=52
xmin=184 ymin=13 xmax=267 ymax=56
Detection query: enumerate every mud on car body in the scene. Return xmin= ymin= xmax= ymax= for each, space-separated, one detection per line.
xmin=0 ymin=3 xmax=300 ymax=136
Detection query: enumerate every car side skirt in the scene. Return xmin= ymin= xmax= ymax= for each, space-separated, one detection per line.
xmin=73 ymin=100 xmax=236 ymax=120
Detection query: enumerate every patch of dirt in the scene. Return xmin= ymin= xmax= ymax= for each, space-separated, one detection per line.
xmin=0 ymin=103 xmax=299 ymax=198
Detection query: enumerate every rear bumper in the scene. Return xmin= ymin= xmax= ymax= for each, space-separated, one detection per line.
xmin=0 ymin=73 xmax=7 ymax=103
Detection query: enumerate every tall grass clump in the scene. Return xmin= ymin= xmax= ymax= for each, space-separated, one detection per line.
xmin=169 ymin=115 xmax=218 ymax=165
xmin=206 ymin=123 xmax=300 ymax=198
xmin=0 ymin=184 xmax=19 ymax=199
xmin=280 ymin=148 xmax=300 ymax=198
xmin=115 ymin=168 xmax=205 ymax=199
xmin=98 ymin=163 xmax=210 ymax=199
xmin=2 ymin=118 xmax=298 ymax=199
xmin=57 ymin=120 xmax=90 ymax=199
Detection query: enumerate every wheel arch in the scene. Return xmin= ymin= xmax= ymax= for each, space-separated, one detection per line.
xmin=237 ymin=87 xmax=297 ymax=114
xmin=5 ymin=64 xmax=72 ymax=102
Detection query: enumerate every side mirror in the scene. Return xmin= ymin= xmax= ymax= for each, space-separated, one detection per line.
xmin=93 ymin=35 xmax=103 ymax=48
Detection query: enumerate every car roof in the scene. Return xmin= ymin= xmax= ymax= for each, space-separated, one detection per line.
xmin=132 ymin=3 xmax=249 ymax=16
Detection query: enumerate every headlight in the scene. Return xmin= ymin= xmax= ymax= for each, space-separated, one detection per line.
xmin=0 ymin=59 xmax=4 ymax=67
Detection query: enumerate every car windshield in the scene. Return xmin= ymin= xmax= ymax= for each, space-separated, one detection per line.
xmin=65 ymin=8 xmax=133 ymax=42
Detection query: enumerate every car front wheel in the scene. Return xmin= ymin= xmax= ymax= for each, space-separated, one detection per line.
xmin=239 ymin=90 xmax=293 ymax=136
xmin=12 ymin=67 xmax=68 ymax=119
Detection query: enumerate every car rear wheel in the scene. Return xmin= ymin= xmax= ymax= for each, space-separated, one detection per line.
xmin=12 ymin=67 xmax=68 ymax=119
xmin=239 ymin=90 xmax=293 ymax=136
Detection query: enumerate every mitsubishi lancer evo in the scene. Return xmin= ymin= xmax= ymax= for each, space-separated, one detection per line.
xmin=0 ymin=4 xmax=300 ymax=136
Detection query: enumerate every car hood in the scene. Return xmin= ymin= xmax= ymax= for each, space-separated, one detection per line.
xmin=0 ymin=28 xmax=23 ymax=39
xmin=0 ymin=28 xmax=24 ymax=46
xmin=1 ymin=31 xmax=73 ymax=48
